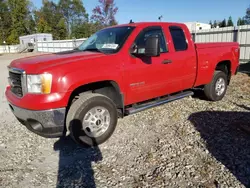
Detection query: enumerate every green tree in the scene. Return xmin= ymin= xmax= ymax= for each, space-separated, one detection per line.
xmin=35 ymin=0 xmax=67 ymax=39
xmin=90 ymin=22 xmax=103 ymax=34
xmin=227 ymin=16 xmax=234 ymax=26
xmin=25 ymin=2 xmax=36 ymax=34
xmin=58 ymin=0 xmax=88 ymax=37
xmin=56 ymin=18 xmax=67 ymax=39
xmin=71 ymin=21 xmax=103 ymax=39
xmin=241 ymin=18 xmax=246 ymax=25
xmin=219 ymin=19 xmax=227 ymax=27
xmin=91 ymin=0 xmax=118 ymax=27
xmin=71 ymin=22 xmax=90 ymax=39
xmin=237 ymin=17 xmax=242 ymax=26
xmin=26 ymin=14 xmax=36 ymax=34
xmin=36 ymin=15 xmax=52 ymax=33
xmin=213 ymin=20 xmax=218 ymax=28
xmin=0 ymin=0 xmax=11 ymax=44
xmin=244 ymin=6 xmax=250 ymax=24
xmin=209 ymin=20 xmax=212 ymax=27
xmin=237 ymin=17 xmax=246 ymax=26
xmin=7 ymin=0 xmax=32 ymax=44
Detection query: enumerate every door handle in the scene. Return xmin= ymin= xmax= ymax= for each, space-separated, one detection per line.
xmin=162 ymin=59 xmax=172 ymax=64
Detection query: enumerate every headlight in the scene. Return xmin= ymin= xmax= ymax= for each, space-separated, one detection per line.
xmin=27 ymin=74 xmax=52 ymax=94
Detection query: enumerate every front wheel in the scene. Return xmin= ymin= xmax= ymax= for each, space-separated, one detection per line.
xmin=66 ymin=93 xmax=118 ymax=146
xmin=204 ymin=71 xmax=228 ymax=101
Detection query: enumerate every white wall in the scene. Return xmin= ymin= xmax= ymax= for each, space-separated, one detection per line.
xmin=0 ymin=38 xmax=86 ymax=54
xmin=19 ymin=34 xmax=53 ymax=45
xmin=185 ymin=22 xmax=211 ymax=32
xmin=37 ymin=38 xmax=87 ymax=53
xmin=193 ymin=25 xmax=250 ymax=63
xmin=0 ymin=45 xmax=20 ymax=54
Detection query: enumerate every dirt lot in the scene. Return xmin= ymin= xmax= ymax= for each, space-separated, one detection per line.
xmin=0 ymin=53 xmax=250 ymax=188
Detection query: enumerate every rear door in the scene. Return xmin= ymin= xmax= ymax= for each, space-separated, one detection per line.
xmin=165 ymin=25 xmax=197 ymax=90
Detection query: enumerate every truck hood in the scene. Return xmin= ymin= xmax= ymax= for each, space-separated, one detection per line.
xmin=9 ymin=51 xmax=106 ymax=73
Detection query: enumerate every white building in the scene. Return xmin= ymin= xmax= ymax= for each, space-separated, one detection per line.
xmin=184 ymin=22 xmax=211 ymax=32
xmin=19 ymin=33 xmax=53 ymax=45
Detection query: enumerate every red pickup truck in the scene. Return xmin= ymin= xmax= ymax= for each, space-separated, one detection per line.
xmin=6 ymin=22 xmax=239 ymax=146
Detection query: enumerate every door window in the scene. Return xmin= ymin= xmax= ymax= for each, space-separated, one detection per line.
xmin=134 ymin=27 xmax=167 ymax=54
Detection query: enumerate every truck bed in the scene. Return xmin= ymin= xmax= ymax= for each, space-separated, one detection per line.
xmin=194 ymin=42 xmax=239 ymax=87
xmin=195 ymin=42 xmax=239 ymax=49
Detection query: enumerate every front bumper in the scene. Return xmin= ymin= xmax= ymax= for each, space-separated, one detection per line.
xmin=8 ymin=103 xmax=66 ymax=138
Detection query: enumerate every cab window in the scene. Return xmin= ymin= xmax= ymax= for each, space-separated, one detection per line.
xmin=169 ymin=26 xmax=188 ymax=51
xmin=134 ymin=27 xmax=167 ymax=54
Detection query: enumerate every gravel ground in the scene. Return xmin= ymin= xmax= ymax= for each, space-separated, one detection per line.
xmin=0 ymin=53 xmax=250 ymax=188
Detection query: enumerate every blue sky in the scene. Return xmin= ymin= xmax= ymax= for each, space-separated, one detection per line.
xmin=32 ymin=0 xmax=249 ymax=24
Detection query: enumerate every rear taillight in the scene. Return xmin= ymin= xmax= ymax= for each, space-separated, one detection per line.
xmin=235 ymin=47 xmax=240 ymax=59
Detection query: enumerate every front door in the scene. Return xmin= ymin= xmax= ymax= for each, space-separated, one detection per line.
xmin=124 ymin=26 xmax=182 ymax=105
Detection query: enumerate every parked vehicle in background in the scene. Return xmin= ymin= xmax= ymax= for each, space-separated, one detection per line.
xmin=5 ymin=22 xmax=240 ymax=146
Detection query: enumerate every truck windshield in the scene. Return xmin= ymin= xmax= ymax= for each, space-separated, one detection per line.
xmin=77 ymin=26 xmax=135 ymax=54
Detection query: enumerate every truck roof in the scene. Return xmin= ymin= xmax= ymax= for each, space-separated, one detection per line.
xmin=107 ymin=22 xmax=186 ymax=29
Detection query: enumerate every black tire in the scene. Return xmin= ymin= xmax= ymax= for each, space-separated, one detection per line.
xmin=66 ymin=93 xmax=118 ymax=146
xmin=204 ymin=71 xmax=228 ymax=101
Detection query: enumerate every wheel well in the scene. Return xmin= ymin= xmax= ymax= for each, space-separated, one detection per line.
xmin=67 ymin=81 xmax=124 ymax=112
xmin=215 ymin=60 xmax=231 ymax=84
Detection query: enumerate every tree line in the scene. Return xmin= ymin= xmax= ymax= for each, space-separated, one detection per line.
xmin=209 ymin=6 xmax=250 ymax=28
xmin=0 ymin=0 xmax=118 ymax=45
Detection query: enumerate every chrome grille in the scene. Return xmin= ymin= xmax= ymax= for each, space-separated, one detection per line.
xmin=8 ymin=67 xmax=26 ymax=97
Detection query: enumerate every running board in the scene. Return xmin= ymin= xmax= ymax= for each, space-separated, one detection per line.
xmin=125 ymin=91 xmax=194 ymax=115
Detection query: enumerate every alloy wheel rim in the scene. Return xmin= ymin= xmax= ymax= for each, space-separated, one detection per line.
xmin=82 ymin=106 xmax=110 ymax=138
xmin=215 ymin=77 xmax=226 ymax=96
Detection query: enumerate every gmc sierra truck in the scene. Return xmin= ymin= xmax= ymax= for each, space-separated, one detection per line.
xmin=6 ymin=22 xmax=240 ymax=146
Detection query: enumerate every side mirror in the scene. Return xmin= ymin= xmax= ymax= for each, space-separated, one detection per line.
xmin=145 ymin=35 xmax=160 ymax=57
xmin=130 ymin=43 xmax=138 ymax=54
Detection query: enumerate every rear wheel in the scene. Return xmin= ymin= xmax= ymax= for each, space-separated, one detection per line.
xmin=66 ymin=93 xmax=118 ymax=146
xmin=204 ymin=71 xmax=228 ymax=101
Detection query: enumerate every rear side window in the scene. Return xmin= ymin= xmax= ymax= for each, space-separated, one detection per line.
xmin=169 ymin=26 xmax=188 ymax=51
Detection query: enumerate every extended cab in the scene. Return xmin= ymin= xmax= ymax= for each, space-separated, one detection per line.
xmin=5 ymin=22 xmax=240 ymax=146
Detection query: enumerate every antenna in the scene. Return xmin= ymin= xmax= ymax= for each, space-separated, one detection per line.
xmin=129 ymin=19 xmax=134 ymax=24
xmin=158 ymin=15 xmax=163 ymax=22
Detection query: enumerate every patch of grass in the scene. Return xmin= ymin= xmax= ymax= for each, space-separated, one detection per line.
xmin=144 ymin=152 xmax=154 ymax=163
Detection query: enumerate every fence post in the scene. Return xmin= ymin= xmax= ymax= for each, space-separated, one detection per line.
xmin=35 ymin=35 xmax=38 ymax=52
xmin=237 ymin=26 xmax=241 ymax=43
xmin=237 ymin=26 xmax=242 ymax=63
